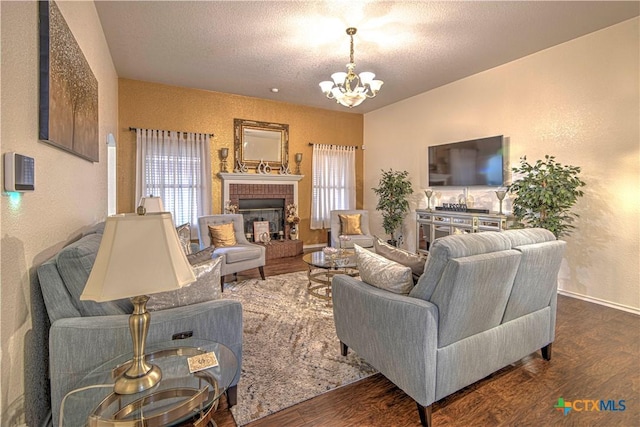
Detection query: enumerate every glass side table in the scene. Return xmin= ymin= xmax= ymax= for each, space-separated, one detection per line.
xmin=60 ymin=338 xmax=238 ymax=427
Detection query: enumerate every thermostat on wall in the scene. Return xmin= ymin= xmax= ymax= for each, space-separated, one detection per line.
xmin=4 ymin=152 xmax=35 ymax=192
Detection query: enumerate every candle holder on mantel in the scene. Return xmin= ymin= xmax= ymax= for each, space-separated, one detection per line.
xmin=220 ymin=148 xmax=229 ymax=173
xmin=294 ymin=153 xmax=303 ymax=175
xmin=495 ymin=189 xmax=507 ymax=215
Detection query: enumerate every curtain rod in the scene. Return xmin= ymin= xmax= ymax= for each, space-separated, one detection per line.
xmin=129 ymin=127 xmax=214 ymax=138
xmin=308 ymin=142 xmax=358 ymax=149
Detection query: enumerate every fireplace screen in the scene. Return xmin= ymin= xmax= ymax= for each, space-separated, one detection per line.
xmin=238 ymin=199 xmax=285 ymax=241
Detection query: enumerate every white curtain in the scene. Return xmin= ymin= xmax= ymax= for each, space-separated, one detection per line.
xmin=135 ymin=129 xmax=212 ymax=237
xmin=310 ymin=144 xmax=356 ymax=229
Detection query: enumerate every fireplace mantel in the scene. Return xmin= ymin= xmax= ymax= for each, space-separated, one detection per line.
xmin=218 ymin=173 xmax=304 ymax=208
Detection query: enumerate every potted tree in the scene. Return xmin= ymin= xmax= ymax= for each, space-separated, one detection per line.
xmin=509 ymin=155 xmax=586 ymax=237
xmin=372 ymin=169 xmax=414 ymax=246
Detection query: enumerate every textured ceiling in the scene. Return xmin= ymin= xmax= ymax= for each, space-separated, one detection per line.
xmin=95 ymin=1 xmax=639 ymax=113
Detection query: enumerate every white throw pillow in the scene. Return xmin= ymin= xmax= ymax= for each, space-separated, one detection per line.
xmin=354 ymin=245 xmax=414 ymax=295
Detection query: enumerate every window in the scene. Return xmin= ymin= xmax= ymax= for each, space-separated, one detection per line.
xmin=310 ymin=144 xmax=356 ymax=229
xmin=135 ymin=129 xmax=211 ymax=237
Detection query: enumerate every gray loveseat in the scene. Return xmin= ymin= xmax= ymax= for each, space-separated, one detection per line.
xmin=37 ymin=225 xmax=243 ymax=426
xmin=332 ymin=228 xmax=565 ymax=426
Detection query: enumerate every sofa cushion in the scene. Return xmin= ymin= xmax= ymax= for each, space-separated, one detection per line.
xmin=82 ymin=221 xmax=105 ymax=236
xmin=502 ymin=228 xmax=556 ymax=247
xmin=339 ymin=213 xmax=363 ymax=235
xmin=187 ymin=246 xmax=215 ymax=265
xmin=374 ymin=236 xmax=427 ymax=279
xmin=215 ymin=244 xmax=262 ymax=264
xmin=176 ymin=222 xmax=193 ymax=255
xmin=410 ymin=232 xmax=512 ymax=301
xmin=147 ymin=256 xmax=222 ymax=311
xmin=208 ymin=223 xmax=237 ymax=247
xmin=355 ymin=245 xmax=413 ymax=295
xmin=501 ymin=231 xmax=565 ymax=323
xmin=430 ymin=250 xmax=521 ymax=347
xmin=55 ymin=234 xmax=132 ymax=316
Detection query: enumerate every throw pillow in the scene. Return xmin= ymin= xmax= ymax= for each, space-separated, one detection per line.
xmin=339 ymin=213 xmax=363 ymax=235
xmin=373 ymin=236 xmax=427 ymax=278
xmin=56 ymin=233 xmax=133 ymax=316
xmin=354 ymin=244 xmax=413 ymax=295
xmin=176 ymin=223 xmax=193 ymax=255
xmin=147 ymin=256 xmax=222 ymax=311
xmin=187 ymin=246 xmax=215 ymax=265
xmin=208 ymin=222 xmax=237 ymax=247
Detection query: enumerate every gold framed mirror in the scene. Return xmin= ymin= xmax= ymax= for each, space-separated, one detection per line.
xmin=234 ymin=119 xmax=289 ymax=169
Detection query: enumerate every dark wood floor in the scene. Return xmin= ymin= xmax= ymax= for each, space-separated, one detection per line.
xmin=213 ymin=254 xmax=640 ymax=427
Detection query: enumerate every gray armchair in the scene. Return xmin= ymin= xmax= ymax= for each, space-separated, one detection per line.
xmin=198 ymin=214 xmax=266 ymax=292
xmin=330 ymin=209 xmax=374 ymax=249
xmin=332 ymin=229 xmax=565 ymax=426
xmin=36 ymin=228 xmax=243 ymax=427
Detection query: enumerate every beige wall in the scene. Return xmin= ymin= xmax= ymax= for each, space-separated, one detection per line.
xmin=364 ymin=18 xmax=639 ymax=311
xmin=117 ymin=79 xmax=364 ymax=245
xmin=0 ymin=1 xmax=118 ymax=424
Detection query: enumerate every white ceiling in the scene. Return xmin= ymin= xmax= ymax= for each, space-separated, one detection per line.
xmin=94 ymin=1 xmax=639 ymax=114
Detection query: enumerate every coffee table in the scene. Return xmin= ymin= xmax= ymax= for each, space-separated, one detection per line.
xmin=59 ymin=338 xmax=238 ymax=427
xmin=303 ymin=250 xmax=359 ymax=304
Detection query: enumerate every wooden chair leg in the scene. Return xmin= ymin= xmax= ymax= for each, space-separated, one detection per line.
xmin=541 ymin=343 xmax=552 ymax=361
xmin=340 ymin=341 xmax=348 ymax=356
xmin=226 ymin=384 xmax=238 ymax=407
xmin=416 ymin=403 xmax=432 ymax=427
xmin=259 ymin=265 xmax=266 ymax=280
xmin=220 ymin=276 xmax=225 ymax=293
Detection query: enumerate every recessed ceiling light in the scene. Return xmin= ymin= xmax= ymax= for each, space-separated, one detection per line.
xmin=270 ymin=88 xmax=279 ymax=93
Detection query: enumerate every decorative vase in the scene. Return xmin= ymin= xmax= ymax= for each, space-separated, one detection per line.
xmin=495 ymin=189 xmax=507 ymax=215
xmin=290 ymin=225 xmax=299 ymax=240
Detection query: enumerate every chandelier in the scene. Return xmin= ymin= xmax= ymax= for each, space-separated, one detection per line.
xmin=319 ymin=27 xmax=383 ymax=108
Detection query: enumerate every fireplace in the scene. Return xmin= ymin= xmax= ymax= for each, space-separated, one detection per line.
xmin=219 ymin=173 xmax=304 ymax=258
xmin=238 ymin=198 xmax=285 ymax=241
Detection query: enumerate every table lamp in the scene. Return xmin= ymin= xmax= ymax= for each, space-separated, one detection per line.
xmin=81 ymin=212 xmax=196 ymax=394
xmin=137 ymin=196 xmax=165 ymax=214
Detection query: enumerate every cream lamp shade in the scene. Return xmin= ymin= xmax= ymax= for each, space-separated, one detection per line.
xmin=138 ymin=196 xmax=165 ymax=213
xmin=81 ymin=213 xmax=195 ymax=302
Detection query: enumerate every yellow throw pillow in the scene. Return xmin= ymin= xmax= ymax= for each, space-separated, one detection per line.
xmin=208 ymin=223 xmax=237 ymax=247
xmin=339 ymin=213 xmax=363 ymax=235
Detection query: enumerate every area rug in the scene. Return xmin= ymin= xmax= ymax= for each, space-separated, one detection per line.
xmin=223 ymin=271 xmax=376 ymax=426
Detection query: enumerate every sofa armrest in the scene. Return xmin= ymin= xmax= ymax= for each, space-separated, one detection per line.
xmin=332 ymin=274 xmax=438 ymax=407
xmin=49 ymin=299 xmax=242 ymax=427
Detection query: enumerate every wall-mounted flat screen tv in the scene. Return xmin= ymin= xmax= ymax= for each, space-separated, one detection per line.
xmin=428 ymin=135 xmax=504 ymax=187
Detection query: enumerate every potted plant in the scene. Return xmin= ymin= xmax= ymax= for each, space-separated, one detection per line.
xmin=372 ymin=169 xmax=414 ymax=246
xmin=509 ymin=155 xmax=586 ymax=237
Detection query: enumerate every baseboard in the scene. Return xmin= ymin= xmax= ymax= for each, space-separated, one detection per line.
xmin=558 ymin=289 xmax=640 ymax=315
xmin=303 ymin=243 xmax=326 ymax=251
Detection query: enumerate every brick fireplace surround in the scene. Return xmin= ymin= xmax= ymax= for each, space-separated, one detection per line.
xmin=219 ymin=173 xmax=304 ymax=258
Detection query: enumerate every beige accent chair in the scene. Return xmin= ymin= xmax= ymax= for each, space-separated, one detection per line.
xmin=330 ymin=210 xmax=374 ymax=249
xmin=198 ymin=214 xmax=266 ymax=291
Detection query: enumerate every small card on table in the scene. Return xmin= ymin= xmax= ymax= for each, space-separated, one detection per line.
xmin=187 ymin=351 xmax=219 ymax=373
